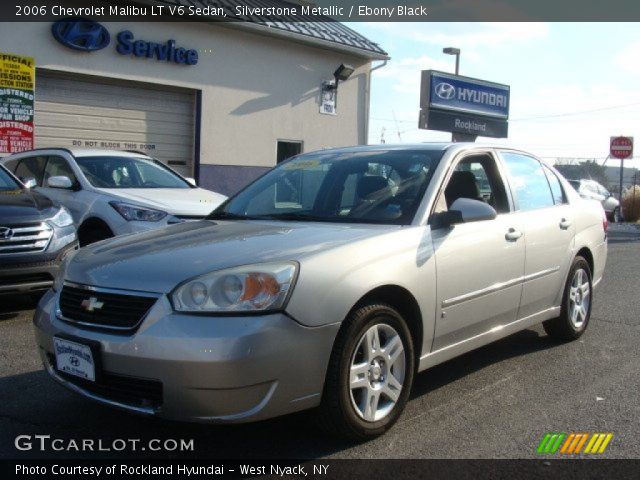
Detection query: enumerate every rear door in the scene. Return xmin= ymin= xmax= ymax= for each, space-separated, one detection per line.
xmin=430 ymin=151 xmax=526 ymax=350
xmin=499 ymin=152 xmax=575 ymax=318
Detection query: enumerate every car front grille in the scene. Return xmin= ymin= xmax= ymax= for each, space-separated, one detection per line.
xmin=58 ymin=283 xmax=159 ymax=332
xmin=47 ymin=354 xmax=163 ymax=409
xmin=0 ymin=272 xmax=53 ymax=289
xmin=0 ymin=222 xmax=53 ymax=254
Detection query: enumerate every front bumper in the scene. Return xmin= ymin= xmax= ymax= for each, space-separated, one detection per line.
xmin=0 ymin=240 xmax=77 ymax=294
xmin=33 ymin=289 xmax=339 ymax=423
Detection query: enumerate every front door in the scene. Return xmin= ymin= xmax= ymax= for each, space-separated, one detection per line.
xmin=431 ymin=152 xmax=526 ymax=351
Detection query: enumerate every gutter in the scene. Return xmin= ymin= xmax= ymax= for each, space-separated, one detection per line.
xmin=364 ymin=60 xmax=388 ymax=145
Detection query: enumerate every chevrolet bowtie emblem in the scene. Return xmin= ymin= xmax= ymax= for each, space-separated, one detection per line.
xmin=81 ymin=297 xmax=104 ymax=312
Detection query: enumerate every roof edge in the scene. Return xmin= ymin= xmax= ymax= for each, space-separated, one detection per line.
xmin=222 ymin=21 xmax=390 ymax=60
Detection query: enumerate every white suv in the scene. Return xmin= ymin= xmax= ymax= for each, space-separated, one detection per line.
xmin=2 ymin=149 xmax=226 ymax=245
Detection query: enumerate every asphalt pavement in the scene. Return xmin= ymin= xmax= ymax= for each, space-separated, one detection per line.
xmin=1 ymin=226 xmax=638 ymax=459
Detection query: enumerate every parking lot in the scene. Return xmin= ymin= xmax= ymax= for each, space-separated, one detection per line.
xmin=1 ymin=226 xmax=638 ymax=460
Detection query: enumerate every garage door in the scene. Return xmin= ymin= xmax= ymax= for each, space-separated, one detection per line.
xmin=34 ymin=70 xmax=196 ymax=176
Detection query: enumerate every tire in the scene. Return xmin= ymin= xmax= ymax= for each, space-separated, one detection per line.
xmin=317 ymin=303 xmax=415 ymax=440
xmin=543 ymin=256 xmax=592 ymax=341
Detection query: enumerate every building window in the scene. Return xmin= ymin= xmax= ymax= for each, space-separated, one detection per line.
xmin=277 ymin=140 xmax=303 ymax=164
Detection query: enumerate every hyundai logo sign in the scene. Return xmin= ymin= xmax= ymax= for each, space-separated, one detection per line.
xmin=421 ymin=70 xmax=510 ymax=120
xmin=0 ymin=227 xmax=13 ymax=240
xmin=434 ymin=82 xmax=456 ymax=100
xmin=51 ymin=19 xmax=110 ymax=52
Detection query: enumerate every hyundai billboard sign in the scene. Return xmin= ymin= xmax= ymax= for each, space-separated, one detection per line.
xmin=419 ymin=70 xmax=510 ymax=138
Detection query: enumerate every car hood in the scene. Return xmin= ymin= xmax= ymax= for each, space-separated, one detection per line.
xmin=0 ymin=188 xmax=58 ymax=223
xmin=99 ymin=188 xmax=227 ymax=216
xmin=65 ymin=220 xmax=396 ymax=293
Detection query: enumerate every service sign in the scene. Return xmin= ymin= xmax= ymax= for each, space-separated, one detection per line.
xmin=0 ymin=52 xmax=35 ymax=153
xmin=420 ymin=70 xmax=510 ymax=119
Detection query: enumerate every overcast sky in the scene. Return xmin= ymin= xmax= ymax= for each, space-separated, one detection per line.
xmin=349 ymin=22 xmax=640 ymax=167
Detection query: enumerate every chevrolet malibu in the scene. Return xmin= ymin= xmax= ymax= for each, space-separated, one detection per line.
xmin=33 ymin=144 xmax=607 ymax=439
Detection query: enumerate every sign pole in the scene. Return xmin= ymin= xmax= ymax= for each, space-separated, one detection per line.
xmin=619 ymin=158 xmax=624 ymax=202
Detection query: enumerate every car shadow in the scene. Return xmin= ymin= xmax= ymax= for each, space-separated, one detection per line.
xmin=411 ymin=328 xmax=557 ymax=399
xmin=0 ymin=328 xmax=562 ymax=460
xmin=0 ymin=293 xmax=42 ymax=320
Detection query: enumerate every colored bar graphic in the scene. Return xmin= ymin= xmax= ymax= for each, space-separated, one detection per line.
xmin=538 ymin=433 xmax=613 ymax=455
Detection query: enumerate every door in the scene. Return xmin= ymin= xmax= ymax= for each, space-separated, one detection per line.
xmin=36 ymin=70 xmax=196 ymax=177
xmin=500 ymin=152 xmax=575 ymax=319
xmin=431 ymin=152 xmax=526 ymax=350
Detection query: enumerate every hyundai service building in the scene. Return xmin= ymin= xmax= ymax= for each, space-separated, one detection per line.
xmin=0 ymin=3 xmax=387 ymax=194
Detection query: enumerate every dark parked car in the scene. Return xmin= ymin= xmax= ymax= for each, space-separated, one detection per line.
xmin=0 ymin=165 xmax=78 ymax=296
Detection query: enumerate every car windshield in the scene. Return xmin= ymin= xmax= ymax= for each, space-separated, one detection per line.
xmin=75 ymin=156 xmax=191 ymax=189
xmin=0 ymin=166 xmax=22 ymax=191
xmin=209 ymin=148 xmax=444 ymax=225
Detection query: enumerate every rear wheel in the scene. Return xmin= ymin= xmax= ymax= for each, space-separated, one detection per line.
xmin=543 ymin=256 xmax=592 ymax=341
xmin=317 ymin=303 xmax=414 ymax=440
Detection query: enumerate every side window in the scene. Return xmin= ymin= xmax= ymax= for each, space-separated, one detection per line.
xmin=543 ymin=166 xmax=566 ymax=205
xmin=14 ymin=156 xmax=47 ymax=185
xmin=441 ymin=154 xmax=510 ymax=214
xmin=43 ymin=156 xmax=77 ymax=186
xmin=502 ymin=153 xmax=554 ymax=211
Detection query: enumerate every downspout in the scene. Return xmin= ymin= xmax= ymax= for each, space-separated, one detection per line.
xmin=364 ymin=60 xmax=388 ymax=145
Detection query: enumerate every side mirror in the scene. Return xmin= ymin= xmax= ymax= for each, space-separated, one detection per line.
xmin=185 ymin=177 xmax=197 ymax=186
xmin=47 ymin=175 xmax=73 ymax=189
xmin=434 ymin=198 xmax=497 ymax=227
xmin=22 ymin=177 xmax=37 ymax=189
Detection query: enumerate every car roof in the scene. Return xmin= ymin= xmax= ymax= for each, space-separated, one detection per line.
xmin=3 ymin=148 xmax=153 ymax=159
xmin=68 ymin=149 xmax=152 ymax=158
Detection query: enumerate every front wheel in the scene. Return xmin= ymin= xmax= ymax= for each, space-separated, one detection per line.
xmin=543 ymin=256 xmax=592 ymax=341
xmin=317 ymin=303 xmax=415 ymax=440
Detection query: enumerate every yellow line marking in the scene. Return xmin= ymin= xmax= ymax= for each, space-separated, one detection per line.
xmin=597 ymin=434 xmax=613 ymax=454
xmin=590 ymin=434 xmax=605 ymax=453
xmin=584 ymin=434 xmax=599 ymax=453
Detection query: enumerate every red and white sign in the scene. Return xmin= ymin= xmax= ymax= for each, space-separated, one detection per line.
xmin=610 ymin=136 xmax=634 ymax=159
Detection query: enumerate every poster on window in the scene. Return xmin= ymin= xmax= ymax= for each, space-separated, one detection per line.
xmin=0 ymin=52 xmax=35 ymax=154
xmin=320 ymin=82 xmax=337 ymax=115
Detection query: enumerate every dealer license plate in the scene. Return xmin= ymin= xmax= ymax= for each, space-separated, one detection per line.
xmin=53 ymin=337 xmax=96 ymax=382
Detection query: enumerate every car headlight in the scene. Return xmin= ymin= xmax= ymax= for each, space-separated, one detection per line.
xmin=52 ymin=248 xmax=79 ymax=292
xmin=49 ymin=206 xmax=74 ymax=228
xmin=109 ymin=201 xmax=167 ymax=222
xmin=172 ymin=262 xmax=298 ymax=313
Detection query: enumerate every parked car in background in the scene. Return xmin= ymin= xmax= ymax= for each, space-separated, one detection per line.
xmin=568 ymin=179 xmax=621 ymax=222
xmin=0 ymin=164 xmax=77 ymax=296
xmin=33 ymin=144 xmax=607 ymax=439
xmin=1 ymin=149 xmax=227 ymax=245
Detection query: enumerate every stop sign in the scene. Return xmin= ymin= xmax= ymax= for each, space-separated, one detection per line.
xmin=610 ymin=136 xmax=634 ymax=159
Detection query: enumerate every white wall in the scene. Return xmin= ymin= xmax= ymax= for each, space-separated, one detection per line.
xmin=0 ymin=21 xmax=371 ymax=169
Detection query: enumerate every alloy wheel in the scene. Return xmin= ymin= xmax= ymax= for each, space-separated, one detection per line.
xmin=569 ymin=268 xmax=590 ymax=329
xmin=349 ymin=323 xmax=406 ymax=422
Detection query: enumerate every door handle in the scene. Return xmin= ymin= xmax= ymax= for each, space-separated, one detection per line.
xmin=559 ymin=218 xmax=572 ymax=230
xmin=505 ymin=228 xmax=523 ymax=241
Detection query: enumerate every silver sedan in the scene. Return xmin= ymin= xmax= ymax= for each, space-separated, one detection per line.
xmin=33 ymin=143 xmax=607 ymax=439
